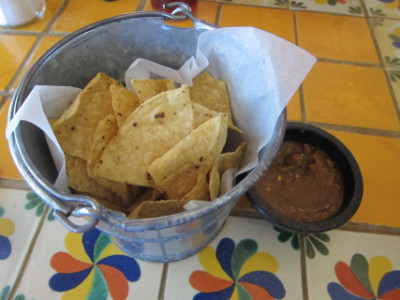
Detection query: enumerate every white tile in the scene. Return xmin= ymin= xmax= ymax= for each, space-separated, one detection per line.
xmin=0 ymin=188 xmax=43 ymax=293
xmin=15 ymin=216 xmax=164 ymax=299
xmin=165 ymin=216 xmax=303 ymax=299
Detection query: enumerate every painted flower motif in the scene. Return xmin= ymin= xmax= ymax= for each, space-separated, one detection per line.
xmin=0 ymin=207 xmax=15 ymax=260
xmin=389 ymin=28 xmax=400 ymax=49
xmin=314 ymin=0 xmax=346 ymax=6
xmin=274 ymin=226 xmax=330 ymax=259
xmin=189 ymin=237 xmax=285 ymax=299
xmin=379 ymin=0 xmax=400 ymax=10
xmin=49 ymin=228 xmax=140 ymax=300
xmin=25 ymin=192 xmax=55 ymax=221
xmin=328 ymin=253 xmax=400 ymax=299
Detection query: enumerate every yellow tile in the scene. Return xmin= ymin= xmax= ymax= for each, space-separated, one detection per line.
xmin=0 ymin=100 xmax=22 ymax=180
xmin=287 ymin=89 xmax=302 ymax=121
xmin=219 ymin=5 xmax=296 ymax=44
xmin=330 ymin=130 xmax=400 ymax=227
xmin=0 ymin=35 xmax=37 ymax=90
xmin=303 ymin=62 xmax=400 ymax=131
xmin=1 ymin=0 xmax=64 ymax=32
xmin=14 ymin=36 xmax=63 ymax=89
xmin=53 ymin=0 xmax=140 ymax=32
xmin=144 ymin=1 xmax=218 ymax=28
xmin=296 ymin=11 xmax=380 ymax=63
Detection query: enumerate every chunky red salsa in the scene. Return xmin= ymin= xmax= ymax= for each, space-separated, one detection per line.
xmin=255 ymin=141 xmax=343 ymax=222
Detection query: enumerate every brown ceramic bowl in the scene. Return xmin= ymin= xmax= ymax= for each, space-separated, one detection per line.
xmin=247 ymin=122 xmax=363 ymax=233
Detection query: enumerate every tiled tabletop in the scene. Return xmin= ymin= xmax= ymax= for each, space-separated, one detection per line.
xmin=1 ymin=0 xmax=400 ymax=299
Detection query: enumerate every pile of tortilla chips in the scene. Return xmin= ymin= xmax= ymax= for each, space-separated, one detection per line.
xmin=51 ymin=72 xmax=245 ymax=219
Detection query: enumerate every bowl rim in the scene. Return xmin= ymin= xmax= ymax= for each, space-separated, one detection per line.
xmin=247 ymin=121 xmax=363 ymax=234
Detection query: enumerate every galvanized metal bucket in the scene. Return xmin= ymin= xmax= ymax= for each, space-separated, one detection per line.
xmin=7 ymin=6 xmax=286 ymax=262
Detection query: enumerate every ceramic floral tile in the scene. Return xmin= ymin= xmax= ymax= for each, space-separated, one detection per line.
xmin=303 ymin=62 xmax=400 ymax=131
xmin=165 ymin=216 xmax=303 ymax=299
xmin=306 ymin=229 xmax=400 ymax=299
xmin=296 ymin=11 xmax=379 ymax=63
xmin=290 ymin=0 xmax=364 ymax=16
xmin=329 ymin=130 xmax=400 ymax=227
xmin=364 ymin=0 xmax=400 ymax=19
xmin=0 ymin=189 xmax=46 ymax=299
xmin=0 ymin=100 xmax=22 ymax=180
xmin=371 ymin=18 xmax=400 ymax=69
xmin=14 ymin=211 xmax=164 ymax=300
xmin=0 ymin=35 xmax=37 ymax=90
xmin=219 ymin=5 xmax=296 ymax=43
xmin=13 ymin=36 xmax=63 ymax=89
xmin=217 ymin=0 xmax=289 ymax=9
xmin=388 ymin=68 xmax=400 ymax=109
xmin=52 ymin=0 xmax=141 ymax=33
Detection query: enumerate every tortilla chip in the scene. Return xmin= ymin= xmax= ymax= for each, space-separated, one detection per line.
xmin=190 ymin=72 xmax=234 ymax=127
xmin=218 ymin=142 xmax=246 ymax=175
xmin=208 ymin=165 xmax=220 ymax=200
xmin=110 ymin=84 xmax=140 ymax=128
xmin=131 ymin=78 xmax=175 ymax=103
xmin=192 ymin=102 xmax=219 ymax=129
xmin=52 ymin=90 xmax=114 ymax=160
xmin=84 ymin=114 xmax=133 ymax=202
xmin=92 ymin=85 xmax=194 ymax=187
xmin=65 ymin=154 xmax=128 ymax=211
xmin=85 ymin=72 xmax=122 ymax=92
xmin=147 ymin=113 xmax=228 ymax=199
xmin=181 ymin=170 xmax=210 ymax=202
xmin=128 ymin=199 xmax=185 ymax=219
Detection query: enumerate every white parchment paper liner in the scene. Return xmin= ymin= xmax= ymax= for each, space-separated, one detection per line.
xmin=6 ymin=27 xmax=316 ymax=207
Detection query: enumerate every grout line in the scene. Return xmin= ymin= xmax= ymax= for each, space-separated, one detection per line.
xmin=339 ymin=221 xmax=400 ymax=236
xmin=215 ymin=3 xmax=222 ymax=26
xmin=310 ymin=122 xmax=400 ymax=139
xmin=0 ymin=179 xmax=30 ymax=190
xmin=300 ymin=235 xmax=309 ymax=300
xmin=137 ymin=0 xmax=148 ymax=11
xmin=158 ymin=263 xmax=169 ymax=300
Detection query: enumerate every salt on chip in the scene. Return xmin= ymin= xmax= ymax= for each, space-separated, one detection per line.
xmin=92 ymin=85 xmax=194 ymax=187
xmin=131 ymin=78 xmax=175 ymax=103
xmin=110 ymin=84 xmax=140 ymax=128
xmin=52 ymin=73 xmax=120 ymax=160
xmin=190 ymin=72 xmax=234 ymax=127
xmin=147 ymin=113 xmax=228 ymax=200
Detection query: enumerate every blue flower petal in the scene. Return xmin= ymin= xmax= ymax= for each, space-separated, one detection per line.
xmin=378 ymin=270 xmax=400 ymax=297
xmin=82 ymin=229 xmax=101 ymax=262
xmin=239 ymin=271 xmax=285 ymax=299
xmin=392 ymin=42 xmax=400 ymax=49
xmin=327 ymin=282 xmax=369 ymax=300
xmin=49 ymin=267 xmax=93 ymax=292
xmin=98 ymin=255 xmax=141 ymax=282
xmin=193 ymin=285 xmax=235 ymax=300
xmin=216 ymin=238 xmax=235 ymax=280
xmin=0 ymin=235 xmax=12 ymax=260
